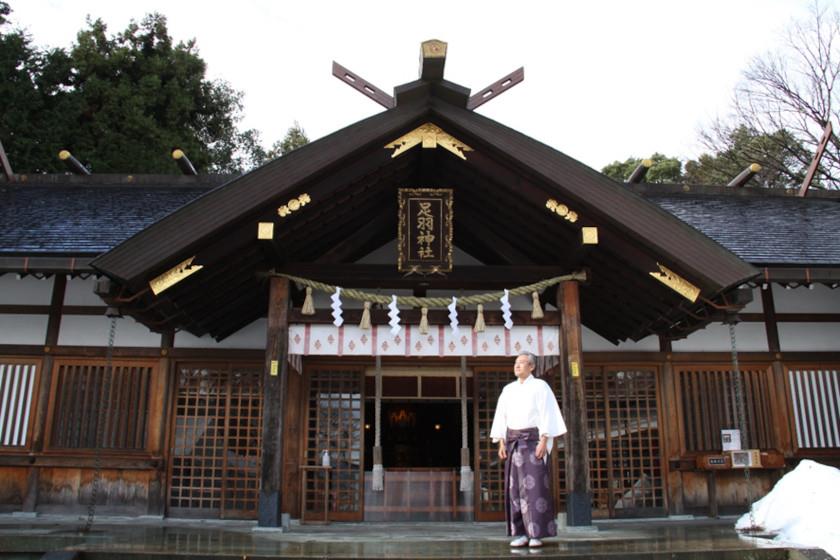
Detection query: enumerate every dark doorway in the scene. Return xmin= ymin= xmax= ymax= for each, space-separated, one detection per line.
xmin=364 ymin=400 xmax=472 ymax=468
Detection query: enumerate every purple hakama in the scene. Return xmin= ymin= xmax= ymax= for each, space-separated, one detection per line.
xmin=504 ymin=427 xmax=557 ymax=538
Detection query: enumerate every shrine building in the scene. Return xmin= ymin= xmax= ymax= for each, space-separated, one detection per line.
xmin=0 ymin=40 xmax=839 ymax=527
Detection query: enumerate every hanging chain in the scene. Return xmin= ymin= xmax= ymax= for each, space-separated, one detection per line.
xmin=82 ymin=315 xmax=117 ymax=533
xmin=374 ymin=355 xmax=382 ymax=449
xmin=460 ymin=356 xmax=468 ymax=450
xmin=728 ymin=321 xmax=756 ymax=530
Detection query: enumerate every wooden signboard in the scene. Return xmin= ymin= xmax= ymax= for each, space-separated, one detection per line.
xmin=398 ymin=188 xmax=453 ymax=274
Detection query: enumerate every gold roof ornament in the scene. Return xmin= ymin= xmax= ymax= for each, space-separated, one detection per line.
xmin=385 ymin=123 xmax=473 ymax=160
xmin=421 ymin=39 xmax=447 ymax=59
xmin=649 ymin=263 xmax=701 ymax=303
xmin=149 ymin=256 xmax=203 ymax=296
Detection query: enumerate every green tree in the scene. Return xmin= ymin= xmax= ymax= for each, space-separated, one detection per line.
xmin=0 ymin=8 xmax=263 ymax=173
xmin=601 ymin=153 xmax=684 ymax=183
xmin=0 ymin=2 xmax=78 ymax=172
xmin=685 ymin=126 xmax=806 ymax=188
xmin=266 ymin=121 xmax=310 ymax=159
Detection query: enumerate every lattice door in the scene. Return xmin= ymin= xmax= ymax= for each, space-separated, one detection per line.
xmin=473 ymin=368 xmax=510 ymax=521
xmin=586 ymin=366 xmax=665 ymax=517
xmin=167 ymin=362 xmax=263 ymax=519
xmin=303 ymin=367 xmax=364 ymax=521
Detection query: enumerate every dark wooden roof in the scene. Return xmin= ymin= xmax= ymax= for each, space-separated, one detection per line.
xmin=0 ymin=174 xmax=226 ymax=256
xmin=4 ymin=179 xmax=838 ymax=266
xmin=0 ymin=76 xmax=760 ymax=343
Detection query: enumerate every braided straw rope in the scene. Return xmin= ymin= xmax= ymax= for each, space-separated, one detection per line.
xmin=274 ymin=271 xmax=587 ymax=307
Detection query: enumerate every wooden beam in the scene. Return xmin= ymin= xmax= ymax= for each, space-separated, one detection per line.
xmin=259 ymin=276 xmax=290 ymax=527
xmin=455 ymin=213 xmax=534 ymax=265
xmin=799 ymin=121 xmax=833 ymax=197
xmin=454 ymin=192 xmax=538 ymax=265
xmin=738 ymin=312 xmax=840 ymax=322
xmin=332 ymin=61 xmax=394 ymax=109
xmin=467 ymin=67 xmax=525 ymax=111
xmin=316 ymin=214 xmax=392 ymax=263
xmin=558 ymin=280 xmax=592 ymax=526
xmin=0 ymin=256 xmax=94 ymax=275
xmin=760 ymin=267 xmax=840 ymax=285
xmin=0 ymin=139 xmax=14 ymax=181
xmin=420 ymin=39 xmax=447 ymax=81
xmin=760 ymin=287 xmax=780 ymax=353
xmin=727 ymin=163 xmax=761 ymax=188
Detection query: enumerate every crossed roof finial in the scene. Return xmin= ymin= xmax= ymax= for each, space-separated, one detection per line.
xmin=333 ymin=39 xmax=524 ymax=111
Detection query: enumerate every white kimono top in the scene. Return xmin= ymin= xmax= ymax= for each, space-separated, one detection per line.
xmin=489 ymin=374 xmax=567 ymax=453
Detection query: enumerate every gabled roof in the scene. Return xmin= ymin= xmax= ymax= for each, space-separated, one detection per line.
xmin=3 ymin=178 xmax=838 ymax=267
xmin=56 ymin=44 xmax=763 ymax=343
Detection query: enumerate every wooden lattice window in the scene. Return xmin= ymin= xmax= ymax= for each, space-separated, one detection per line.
xmin=168 ymin=363 xmax=263 ymax=519
xmin=473 ymin=368 xmax=509 ymax=521
xmin=787 ymin=366 xmax=840 ymax=449
xmin=678 ymin=364 xmax=774 ymax=452
xmin=48 ymin=359 xmax=153 ymax=450
xmin=304 ymin=367 xmax=364 ymax=521
xmin=585 ymin=367 xmax=664 ymax=516
xmin=0 ymin=360 xmax=39 ymax=448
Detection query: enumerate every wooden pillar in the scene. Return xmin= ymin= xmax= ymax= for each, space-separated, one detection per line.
xmin=761 ymin=287 xmax=794 ymax=455
xmin=258 ymin=276 xmax=290 ymax=527
xmin=147 ymin=330 xmax=174 ymax=516
xmin=281 ymin=359 xmax=303 ymax=518
xmin=558 ymin=281 xmax=591 ymax=526
xmin=23 ymin=274 xmax=66 ymax=513
xmin=657 ymin=340 xmax=685 ymax=515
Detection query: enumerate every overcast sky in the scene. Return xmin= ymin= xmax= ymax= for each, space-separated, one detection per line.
xmin=9 ymin=0 xmax=830 ymax=170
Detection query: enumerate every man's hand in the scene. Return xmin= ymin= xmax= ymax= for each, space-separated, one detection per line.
xmin=535 ymin=437 xmax=548 ymax=459
xmin=498 ymin=441 xmax=507 ymax=460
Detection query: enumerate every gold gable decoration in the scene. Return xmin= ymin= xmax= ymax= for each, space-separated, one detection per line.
xmin=649 ymin=263 xmax=701 ymax=303
xmin=149 ymin=256 xmax=204 ymax=296
xmin=385 ymin=123 xmax=473 ymax=160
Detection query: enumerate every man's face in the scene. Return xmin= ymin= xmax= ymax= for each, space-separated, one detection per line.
xmin=513 ymin=355 xmax=534 ymax=380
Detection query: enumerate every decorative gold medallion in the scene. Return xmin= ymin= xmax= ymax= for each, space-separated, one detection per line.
xmin=277 ymin=193 xmax=311 ymax=218
xmin=545 ymin=198 xmax=579 ymax=223
xmin=149 ymin=256 xmax=204 ymax=296
xmin=386 ymin=123 xmax=473 ymax=160
xmin=649 ymin=263 xmax=701 ymax=302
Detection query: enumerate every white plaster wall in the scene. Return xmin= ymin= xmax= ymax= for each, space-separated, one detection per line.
xmin=0 ymin=315 xmax=48 ymax=344
xmin=582 ymin=327 xmax=659 ymax=352
xmin=778 ymin=323 xmax=840 ymax=352
xmin=0 ymin=275 xmax=53 ymax=305
xmin=742 ymin=287 xmax=764 ymax=313
xmin=64 ymin=276 xmax=103 ymax=306
xmin=772 ymin=284 xmax=840 ymax=313
xmin=672 ymin=322 xmax=768 ymax=352
xmin=174 ymin=318 xmax=266 ymax=349
xmin=58 ymin=315 xmax=161 ymax=347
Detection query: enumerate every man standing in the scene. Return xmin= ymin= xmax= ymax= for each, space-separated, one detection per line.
xmin=490 ymin=352 xmax=566 ymax=548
